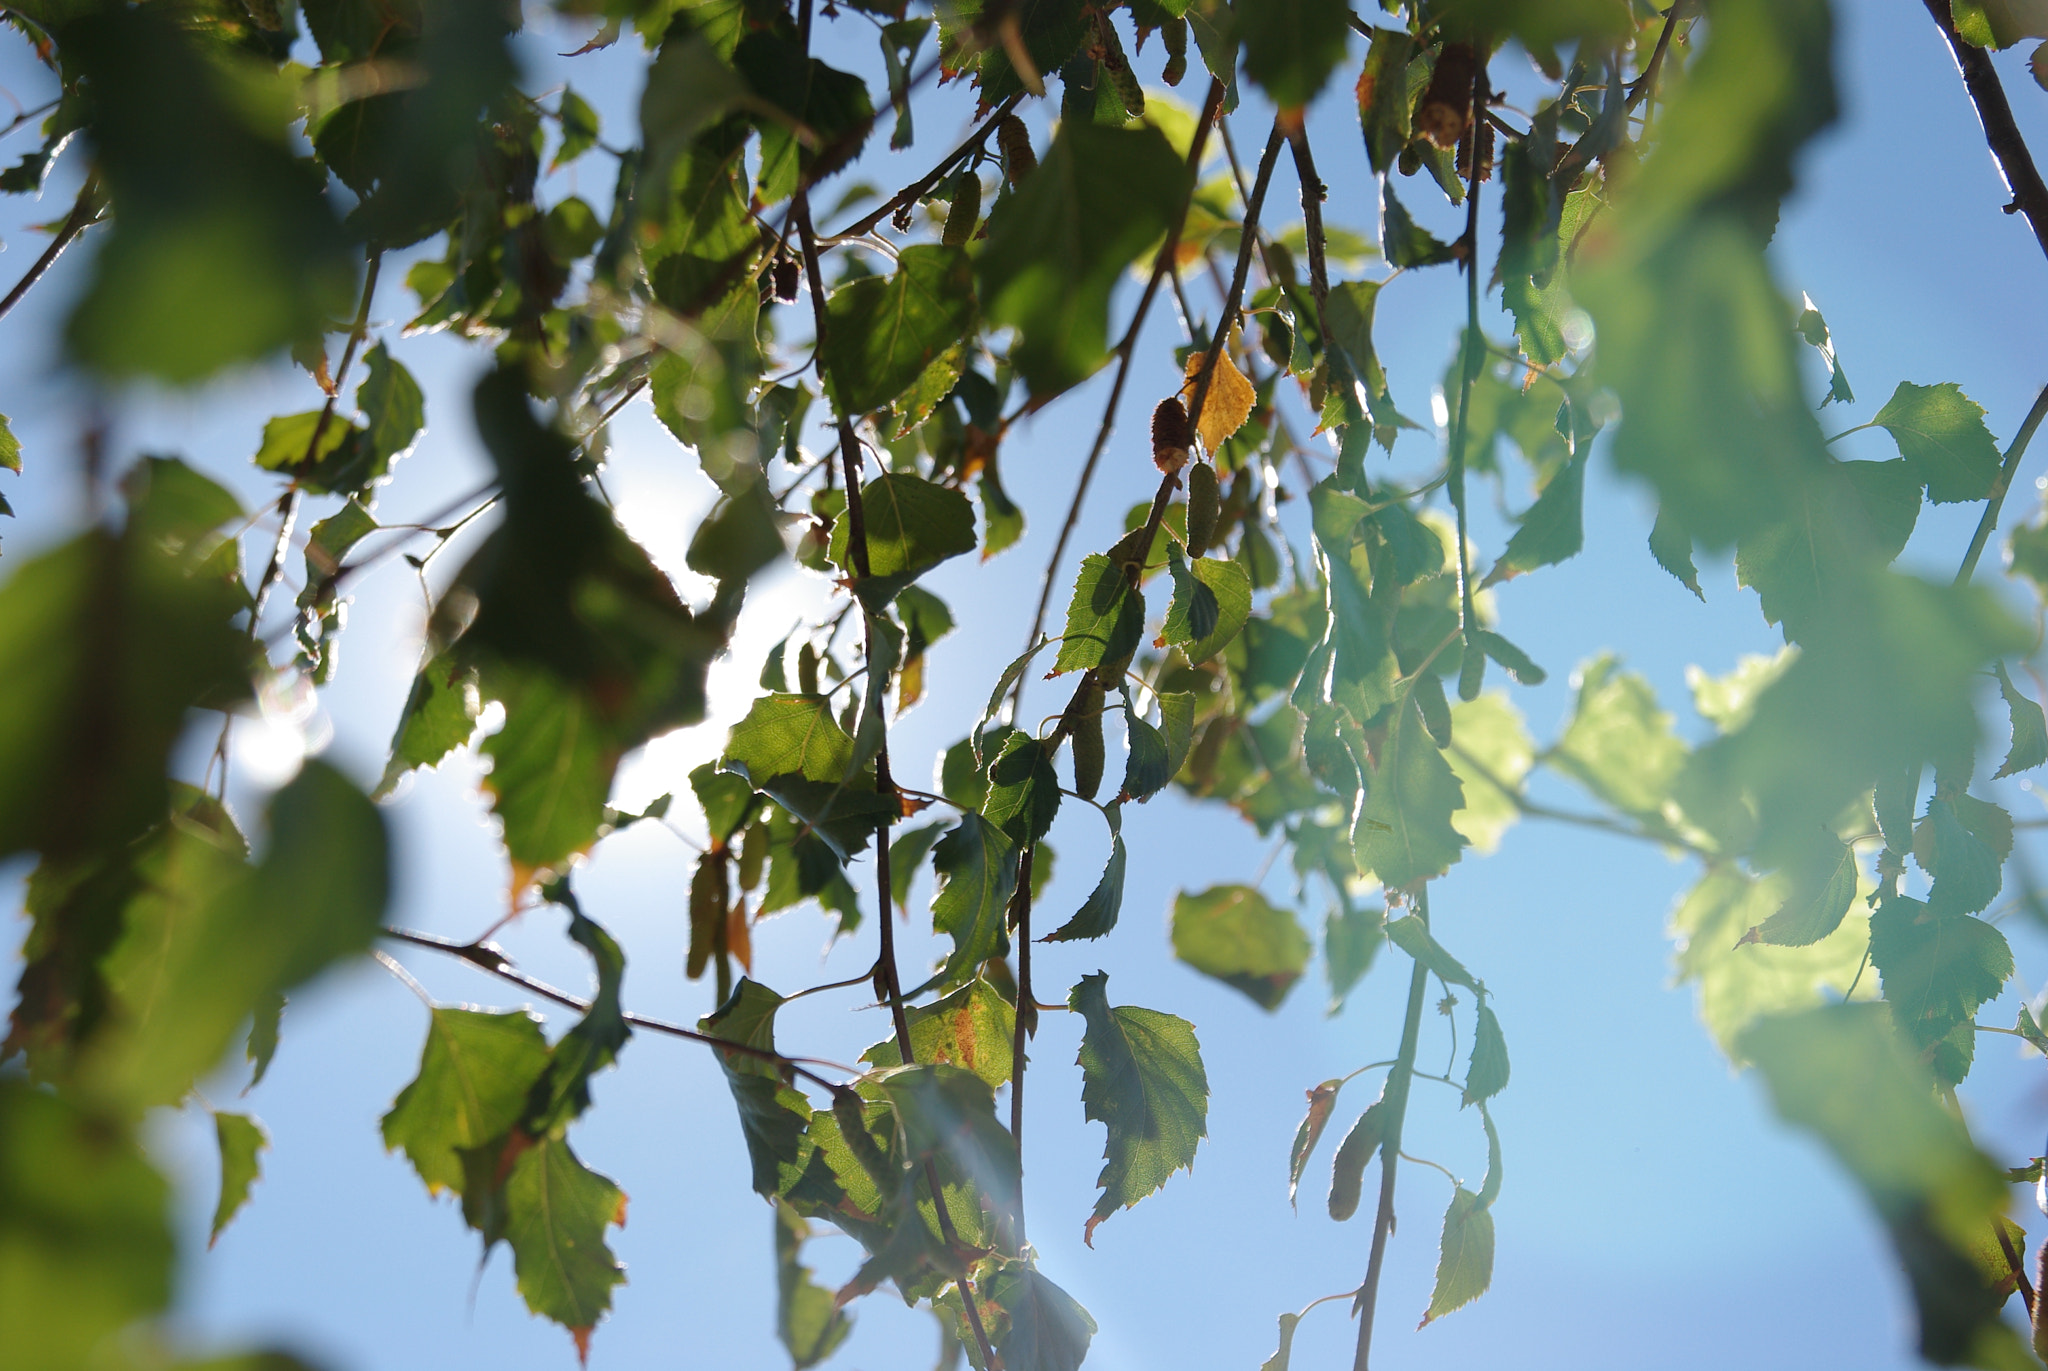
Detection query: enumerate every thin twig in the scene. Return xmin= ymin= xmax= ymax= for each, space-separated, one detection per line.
xmin=1351 ymin=900 xmax=1434 ymax=1371
xmin=381 ymin=926 xmax=850 ymax=1091
xmin=0 ymin=171 xmax=100 ymax=323
xmin=1624 ymin=2 xmax=1685 ymax=113
xmin=1920 ymin=0 xmax=2048 ymax=267
xmin=835 ymin=93 xmax=1023 ymax=239
xmin=1956 ymin=383 xmax=2048 ymax=585
xmin=1014 ymin=77 xmax=1226 ymax=716
xmin=1446 ymin=59 xmax=1488 ymax=658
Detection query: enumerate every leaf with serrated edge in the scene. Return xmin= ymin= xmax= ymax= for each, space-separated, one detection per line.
xmin=1420 ymin=1188 xmax=1494 ymax=1325
xmin=209 ymin=1111 xmax=266 ymax=1247
xmin=1996 ymin=663 xmax=2048 ymax=778
xmin=1463 ymin=1004 xmax=1509 ymax=1106
xmin=383 ymin=1008 xmax=552 ymax=1196
xmin=1070 ymin=971 xmax=1208 ymax=1244
xmin=502 ymin=1135 xmax=627 ymax=1359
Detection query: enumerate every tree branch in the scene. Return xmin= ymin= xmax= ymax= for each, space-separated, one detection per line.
xmin=1447 ymin=56 xmax=1489 ymax=661
xmin=1956 ymin=382 xmax=2048 ymax=585
xmin=1351 ymin=909 xmax=1433 ymax=1371
xmin=0 ymin=171 xmax=100 ymax=324
xmin=1920 ymin=0 xmax=2048 ymax=268
xmin=835 ymin=93 xmax=1023 ymax=240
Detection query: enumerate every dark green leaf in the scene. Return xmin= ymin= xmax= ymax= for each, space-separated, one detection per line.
xmin=930 ymin=813 xmax=1020 ymax=985
xmin=1162 ymin=546 xmax=1252 ymax=665
xmin=357 ymin=343 xmax=425 ymax=466
xmin=1648 ymin=503 xmax=1704 ymax=600
xmin=984 ymin=732 xmax=1061 ymax=844
xmin=701 ymin=980 xmax=817 ymax=1197
xmin=1872 ymin=381 xmax=2002 ymax=505
xmin=874 ymin=1063 xmax=1021 ymax=1221
xmin=1493 ymin=452 xmax=1585 ymax=578
xmin=208 ymin=1111 xmax=266 ymax=1247
xmin=1471 ymin=629 xmax=1547 ymax=687
xmin=987 ymin=1260 xmax=1097 ymax=1371
xmin=1869 ymin=895 xmax=2011 ymax=1079
xmin=978 ymin=121 xmax=1193 ymax=396
xmin=1120 ymin=703 xmax=1173 ymax=803
xmin=1070 ymin=971 xmax=1208 ymax=1243
xmin=1236 ymin=0 xmax=1351 ymax=110
xmin=478 ymin=670 xmax=615 ymax=882
xmin=1170 ymin=883 xmax=1311 ymax=1010
xmin=735 ymin=34 xmax=873 ymax=202
xmin=1421 ymin=1189 xmax=1495 ymax=1325
xmin=824 ymin=245 xmax=976 ymax=414
xmin=1995 ymin=663 xmax=2048 ymax=778
xmin=1327 ymin=1097 xmax=1389 ymax=1221
xmin=1380 ymin=181 xmax=1458 ymax=268
xmin=500 ymin=1136 xmax=627 ymax=1352
xmin=554 ymin=87 xmax=598 ymax=170
xmin=1918 ymin=798 xmax=2003 ymax=916
xmin=1046 ymin=804 xmax=1125 ymax=942
xmin=1053 ymin=553 xmax=1145 ymax=674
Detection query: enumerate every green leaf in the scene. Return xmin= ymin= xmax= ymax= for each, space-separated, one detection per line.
xmin=639 ymin=32 xmax=748 ymax=214
xmin=357 ymin=342 xmax=426 ymax=466
xmin=1287 ymin=1079 xmax=1342 ymax=1209
xmin=1795 ymin=294 xmax=1855 ymax=405
xmin=1380 ymin=180 xmax=1458 ymax=268
xmin=823 ymin=245 xmax=977 ymax=415
xmin=1493 ymin=451 xmax=1585 ymax=578
xmin=874 ymin=1063 xmax=1022 ymax=1221
xmin=1236 ymin=0 xmax=1351 ymax=110
xmin=65 ymin=9 xmax=355 ymax=379
xmin=1046 ymin=804 xmax=1126 ymax=942
xmin=554 ymin=86 xmax=599 ymax=169
xmin=1384 ymin=915 xmax=1481 ymax=993
xmin=1327 ymin=1096 xmax=1390 ymax=1221
xmin=1552 ymin=655 xmax=1687 ymax=817
xmin=376 ymin=653 xmax=481 ymax=797
xmin=245 ymin=989 xmax=284 ymax=1088
xmin=700 ymin=980 xmax=817 ymax=1197
xmin=0 ymin=1080 xmax=172 ymax=1369
xmin=929 ymin=813 xmax=1020 ymax=986
xmin=1053 ymin=553 xmax=1145 ymax=674
xmin=775 ymin=1201 xmax=852 ymax=1368
xmin=987 ymin=1260 xmax=1097 ymax=1371
xmin=1170 ymin=884 xmax=1312 ymax=1010
xmin=1260 ymin=1311 xmax=1303 ymax=1371
xmin=1671 ymin=865 xmax=1871 ymax=1059
xmin=1070 ymin=971 xmax=1209 ymax=1243
xmin=1463 ymin=1004 xmax=1509 ymax=1105
xmin=92 ymin=763 xmax=390 ymax=1109
xmin=1648 ymin=503 xmax=1705 ymax=600
xmin=735 ymin=34 xmax=873 ymax=203
xmin=382 ymin=1008 xmax=550 ymax=1197
xmin=1870 ymin=895 xmax=2011 ymax=1078
xmin=1995 ymin=663 xmax=2048 ymax=778
xmin=978 ymin=121 xmax=1194 ymax=397
xmin=1324 ymin=902 xmax=1385 ymax=1013
xmin=1734 ymin=459 xmax=1923 ymax=640
xmin=1471 ymin=629 xmax=1547 ymax=687
xmin=1162 ymin=546 xmax=1252 ymax=665
xmin=828 ymin=473 xmax=978 ymax=605
xmin=1742 ymin=1005 xmax=2025 ymax=1367
xmin=1120 ymin=703 xmax=1174 ymax=803
xmin=501 ymin=1136 xmax=628 ymax=1355
xmin=479 ymin=669 xmax=616 ymax=883
xmin=1420 ymin=1189 xmax=1495 ymax=1325
xmin=724 ymin=693 xmax=855 ymax=785
xmin=984 ymin=732 xmax=1061 ymax=845
xmin=1445 ymin=693 xmax=1533 ymax=854
xmin=860 ymin=977 xmax=1017 ymax=1088
xmin=1872 ymin=381 xmax=2002 ymax=505
xmin=1352 ymin=691 xmax=1467 ymax=891
xmin=1757 ymin=838 xmax=1860 ymax=947
xmin=209 ymin=1111 xmax=266 ymax=1247
xmin=1918 ymin=798 xmax=2004 ymax=917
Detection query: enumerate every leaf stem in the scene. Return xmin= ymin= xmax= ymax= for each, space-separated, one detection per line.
xmin=1447 ymin=57 xmax=1489 ymax=659
xmin=1351 ymin=900 xmax=1434 ymax=1371
xmin=1956 ymin=382 xmax=2048 ymax=586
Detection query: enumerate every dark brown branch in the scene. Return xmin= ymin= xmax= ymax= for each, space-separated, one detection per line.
xmin=835 ymin=93 xmax=1024 ymax=240
xmin=1351 ymin=918 xmax=1432 ymax=1371
xmin=1015 ymin=77 xmax=1226 ymax=714
xmin=0 ymin=171 xmax=100 ymax=324
xmin=1624 ymin=2 xmax=1684 ymax=113
xmin=1920 ymin=0 xmax=2048 ymax=267
xmin=1957 ymin=382 xmax=2048 ymax=585
xmin=381 ymin=926 xmax=850 ymax=1091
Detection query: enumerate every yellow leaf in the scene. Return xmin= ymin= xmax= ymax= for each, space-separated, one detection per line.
xmin=1181 ymin=348 xmax=1255 ymax=452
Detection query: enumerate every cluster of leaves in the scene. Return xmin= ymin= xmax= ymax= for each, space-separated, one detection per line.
xmin=8 ymin=0 xmax=2048 ymax=1368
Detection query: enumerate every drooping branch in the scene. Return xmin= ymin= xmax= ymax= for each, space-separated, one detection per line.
xmin=1350 ymin=911 xmax=1433 ymax=1371
xmin=0 ymin=171 xmax=101 ymax=324
xmin=1919 ymin=0 xmax=2048 ymax=267
xmin=1446 ymin=56 xmax=1490 ymax=659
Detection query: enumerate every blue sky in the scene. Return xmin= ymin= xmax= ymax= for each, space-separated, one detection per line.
xmin=5 ymin=5 xmax=2048 ymax=1369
